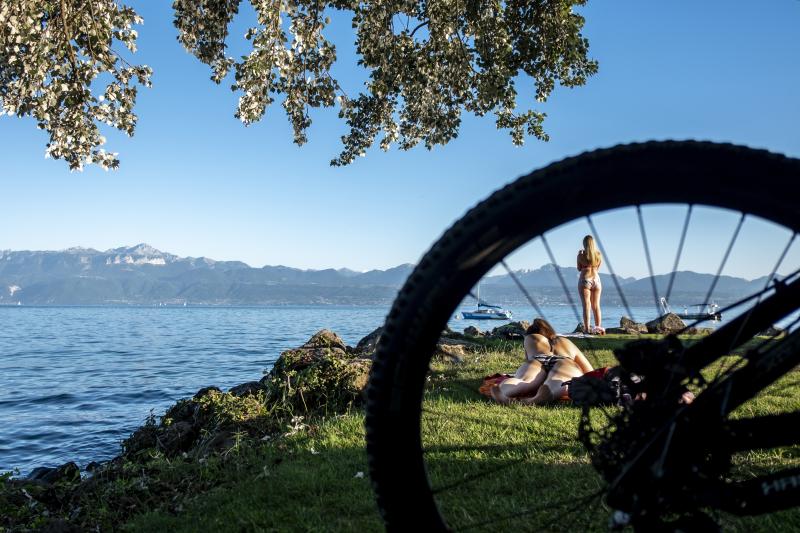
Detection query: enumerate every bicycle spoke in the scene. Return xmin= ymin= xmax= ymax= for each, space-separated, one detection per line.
xmin=678 ymin=267 xmax=800 ymax=334
xmin=721 ymin=231 xmax=798 ymax=368
xmin=665 ymin=205 xmax=693 ymax=303
xmin=713 ymin=279 xmax=800 ymax=385
xmin=539 ymin=235 xmax=582 ymax=326
xmin=703 ymin=212 xmax=746 ymax=306
xmin=539 ymin=234 xmax=607 ymax=363
xmin=453 ymin=488 xmax=605 ymax=532
xmin=636 ymin=206 xmax=660 ymax=319
xmin=587 ymin=215 xmax=635 ymax=321
xmin=423 ymin=441 xmax=577 ymax=456
xmin=430 ymin=457 xmax=528 ymax=495
xmin=507 ymin=489 xmax=605 ymax=533
xmin=762 ymin=232 xmax=797 ymax=292
xmin=421 ymin=407 xmax=573 ymax=436
xmin=499 ymin=259 xmax=546 ymax=319
xmin=759 ymin=374 xmax=800 ymax=399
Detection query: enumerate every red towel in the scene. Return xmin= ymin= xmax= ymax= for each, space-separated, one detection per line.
xmin=478 ymin=373 xmax=513 ymax=398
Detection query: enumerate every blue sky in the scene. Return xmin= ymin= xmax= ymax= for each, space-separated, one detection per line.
xmin=1 ymin=0 xmax=799 ymax=279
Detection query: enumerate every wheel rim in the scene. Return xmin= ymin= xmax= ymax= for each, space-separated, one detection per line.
xmin=366 ymin=141 xmax=800 ymax=531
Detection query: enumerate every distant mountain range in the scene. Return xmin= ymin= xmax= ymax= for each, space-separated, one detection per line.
xmin=0 ymin=245 xmax=772 ymax=306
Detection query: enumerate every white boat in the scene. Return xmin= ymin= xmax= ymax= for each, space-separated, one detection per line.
xmin=462 ymin=304 xmax=513 ymax=320
xmin=659 ymin=297 xmax=721 ymax=321
xmin=461 ymin=284 xmax=512 ymax=320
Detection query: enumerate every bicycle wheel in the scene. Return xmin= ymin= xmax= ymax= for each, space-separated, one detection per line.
xmin=365 ymin=141 xmax=800 ymax=531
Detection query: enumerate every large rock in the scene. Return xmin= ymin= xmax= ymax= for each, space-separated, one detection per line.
xmin=355 ymin=326 xmax=382 ymax=355
xmin=684 ymin=327 xmax=714 ymax=336
xmin=463 ymin=326 xmax=484 ymax=337
xmin=261 ymin=329 xmax=370 ymax=414
xmin=490 ymin=321 xmax=530 ymax=340
xmin=27 ymin=462 xmax=81 ymax=485
xmin=620 ymin=316 xmax=648 ymax=334
xmin=434 ymin=343 xmax=466 ymax=362
xmin=645 ymin=313 xmax=686 ymax=334
xmin=433 ymin=338 xmax=482 ymax=363
xmin=229 ymin=381 xmax=267 ymax=397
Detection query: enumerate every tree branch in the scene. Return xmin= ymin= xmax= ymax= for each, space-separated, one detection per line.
xmin=409 ymin=20 xmax=429 ymax=38
xmin=59 ymin=0 xmax=79 ymax=72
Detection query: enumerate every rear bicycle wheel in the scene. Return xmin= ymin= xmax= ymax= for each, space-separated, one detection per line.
xmin=365 ymin=141 xmax=800 ymax=531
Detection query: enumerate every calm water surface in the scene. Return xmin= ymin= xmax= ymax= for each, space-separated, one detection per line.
xmin=1 ymin=304 xmax=709 ymax=474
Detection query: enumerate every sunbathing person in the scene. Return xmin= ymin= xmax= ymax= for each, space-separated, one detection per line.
xmin=490 ymin=318 xmax=594 ymax=405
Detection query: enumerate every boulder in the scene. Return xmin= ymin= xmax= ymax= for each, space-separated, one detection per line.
xmin=261 ymin=329 xmax=370 ymax=414
xmin=463 ymin=326 xmax=484 ymax=337
xmin=193 ymin=386 xmax=221 ymax=400
xmin=433 ymin=343 xmax=466 ymax=363
xmin=490 ymin=321 xmax=531 ymax=340
xmin=27 ymin=462 xmax=81 ymax=485
xmin=229 ymin=381 xmax=266 ymax=397
xmin=355 ymin=326 xmax=382 ymax=355
xmin=85 ymin=461 xmax=103 ymax=473
xmin=301 ymin=329 xmax=349 ymax=352
xmin=194 ymin=430 xmax=236 ymax=457
xmin=345 ymin=358 xmax=372 ymax=391
xmin=684 ymin=327 xmax=715 ymax=336
xmin=620 ymin=316 xmax=648 ymax=334
xmin=645 ymin=313 xmax=686 ymax=334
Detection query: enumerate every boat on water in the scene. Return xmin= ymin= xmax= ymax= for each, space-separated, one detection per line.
xmin=462 ymin=303 xmax=513 ymax=320
xmin=461 ymin=286 xmax=512 ymax=320
xmin=659 ymin=297 xmax=721 ymax=321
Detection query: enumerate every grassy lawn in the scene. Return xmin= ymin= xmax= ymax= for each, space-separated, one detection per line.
xmin=124 ymin=336 xmax=799 ymax=532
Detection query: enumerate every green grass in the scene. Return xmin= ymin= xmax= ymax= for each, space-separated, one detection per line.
xmin=3 ymin=336 xmax=798 ymax=532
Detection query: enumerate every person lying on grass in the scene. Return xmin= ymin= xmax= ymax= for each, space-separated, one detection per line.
xmin=488 ymin=318 xmax=594 ymax=405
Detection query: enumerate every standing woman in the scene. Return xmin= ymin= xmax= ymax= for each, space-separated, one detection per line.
xmin=577 ymin=235 xmax=604 ymax=334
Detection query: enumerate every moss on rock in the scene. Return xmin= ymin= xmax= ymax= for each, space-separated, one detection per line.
xmin=261 ymin=329 xmax=371 ymax=415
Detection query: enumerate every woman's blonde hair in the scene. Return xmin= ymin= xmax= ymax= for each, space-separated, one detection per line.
xmin=583 ymin=235 xmax=601 ymax=268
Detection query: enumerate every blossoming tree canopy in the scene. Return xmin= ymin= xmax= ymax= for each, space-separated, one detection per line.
xmin=1 ymin=1 xmax=151 ymax=170
xmin=1 ymin=0 xmax=597 ymax=170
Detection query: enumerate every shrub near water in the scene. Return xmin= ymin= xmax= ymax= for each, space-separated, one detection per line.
xmin=0 ymin=329 xmax=371 ymax=531
xmin=262 ymin=330 xmax=371 ymax=415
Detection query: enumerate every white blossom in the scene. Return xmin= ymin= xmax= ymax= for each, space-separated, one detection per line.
xmin=0 ymin=0 xmax=152 ymax=170
xmin=2 ymin=0 xmax=596 ymax=169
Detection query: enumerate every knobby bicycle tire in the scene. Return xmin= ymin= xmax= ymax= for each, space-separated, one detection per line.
xmin=364 ymin=141 xmax=800 ymax=531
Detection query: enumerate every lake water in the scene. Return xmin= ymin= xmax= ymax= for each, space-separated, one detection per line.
xmin=0 ymin=304 xmax=711 ymax=474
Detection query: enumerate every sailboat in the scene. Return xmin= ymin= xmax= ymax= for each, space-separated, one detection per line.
xmin=461 ymin=284 xmax=512 ymax=320
xmin=659 ymin=297 xmax=721 ymax=321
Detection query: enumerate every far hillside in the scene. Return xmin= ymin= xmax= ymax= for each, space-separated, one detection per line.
xmin=0 ymin=247 xmax=772 ymax=306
